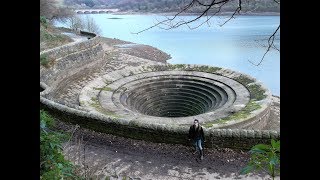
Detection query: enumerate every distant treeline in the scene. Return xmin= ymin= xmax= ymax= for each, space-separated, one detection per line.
xmin=64 ymin=0 xmax=280 ymax=13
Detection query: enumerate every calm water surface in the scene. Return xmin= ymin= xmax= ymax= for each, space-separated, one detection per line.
xmin=56 ymin=14 xmax=280 ymax=96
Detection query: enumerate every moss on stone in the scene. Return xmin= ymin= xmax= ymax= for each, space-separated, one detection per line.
xmin=203 ymin=100 xmax=261 ymax=127
xmin=233 ymin=75 xmax=266 ymax=101
xmin=247 ymin=84 xmax=267 ymax=101
xmin=168 ymin=64 xmax=187 ymax=69
xmin=150 ymin=65 xmax=168 ymax=71
xmin=233 ymin=75 xmax=255 ymax=85
xmin=192 ymin=65 xmax=222 ymax=73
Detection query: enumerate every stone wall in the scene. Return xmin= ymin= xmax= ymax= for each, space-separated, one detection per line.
xmin=219 ymin=105 xmax=271 ymax=130
xmin=40 ymin=96 xmax=279 ymax=150
xmin=40 ymin=34 xmax=104 ymax=87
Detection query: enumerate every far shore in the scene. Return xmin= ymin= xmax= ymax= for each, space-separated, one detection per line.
xmin=109 ymin=11 xmax=280 ymax=16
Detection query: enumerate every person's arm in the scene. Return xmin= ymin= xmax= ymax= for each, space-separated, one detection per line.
xmin=188 ymin=126 xmax=193 ymax=140
xmin=201 ymin=127 xmax=205 ymax=142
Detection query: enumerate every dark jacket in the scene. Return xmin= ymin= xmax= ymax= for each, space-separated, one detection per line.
xmin=188 ymin=125 xmax=205 ymax=141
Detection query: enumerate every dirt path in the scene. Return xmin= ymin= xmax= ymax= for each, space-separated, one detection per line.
xmin=57 ymin=97 xmax=280 ymax=180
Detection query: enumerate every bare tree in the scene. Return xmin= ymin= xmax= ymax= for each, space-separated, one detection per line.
xmin=40 ymin=0 xmax=57 ymax=19
xmin=66 ymin=15 xmax=102 ymax=35
xmin=133 ymin=0 xmax=280 ymax=65
xmin=68 ymin=16 xmax=84 ymax=31
xmin=40 ymin=0 xmax=74 ymax=21
xmin=84 ymin=15 xmax=102 ymax=35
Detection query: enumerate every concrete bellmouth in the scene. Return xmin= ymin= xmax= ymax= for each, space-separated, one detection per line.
xmin=78 ymin=64 xmax=267 ymax=127
xmin=122 ymin=74 xmax=235 ymax=117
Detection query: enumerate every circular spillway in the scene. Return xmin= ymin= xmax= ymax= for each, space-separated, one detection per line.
xmin=122 ymin=75 xmax=232 ymax=117
xmin=78 ymin=64 xmax=270 ymax=127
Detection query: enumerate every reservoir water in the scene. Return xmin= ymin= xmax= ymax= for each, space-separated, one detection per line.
xmin=55 ymin=14 xmax=280 ymax=96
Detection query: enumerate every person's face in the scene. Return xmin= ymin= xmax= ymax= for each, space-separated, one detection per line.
xmin=194 ymin=120 xmax=199 ymax=126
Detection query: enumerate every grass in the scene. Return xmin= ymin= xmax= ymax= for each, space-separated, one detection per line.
xmin=203 ymin=100 xmax=261 ymax=127
xmin=40 ymin=24 xmax=73 ymax=51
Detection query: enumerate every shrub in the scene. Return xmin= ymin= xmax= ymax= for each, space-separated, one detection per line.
xmin=40 ymin=54 xmax=50 ymax=68
xmin=40 ymin=16 xmax=48 ymax=28
xmin=240 ymin=139 xmax=280 ymax=180
xmin=40 ymin=110 xmax=79 ymax=179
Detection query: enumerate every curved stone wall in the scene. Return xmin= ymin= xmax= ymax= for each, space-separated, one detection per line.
xmin=79 ymin=64 xmax=272 ymax=129
xmin=40 ymin=95 xmax=278 ymax=149
xmin=40 ymin=32 xmax=104 ymax=90
xmin=40 ymin=32 xmax=279 ymax=149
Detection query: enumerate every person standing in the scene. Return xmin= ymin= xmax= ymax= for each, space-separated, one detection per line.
xmin=188 ymin=119 xmax=205 ymax=160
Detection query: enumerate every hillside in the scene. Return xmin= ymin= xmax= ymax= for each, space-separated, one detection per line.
xmin=40 ymin=23 xmax=73 ymax=51
xmin=64 ymin=0 xmax=280 ymax=13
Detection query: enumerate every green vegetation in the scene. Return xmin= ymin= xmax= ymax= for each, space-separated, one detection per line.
xmin=241 ymin=139 xmax=280 ymax=180
xmin=168 ymin=64 xmax=187 ymax=69
xmin=233 ymin=75 xmax=267 ymax=101
xmin=192 ymin=65 xmax=222 ymax=73
xmin=204 ymin=100 xmax=261 ymax=127
xmin=40 ymin=24 xmax=73 ymax=51
xmin=148 ymin=64 xmax=221 ymax=73
xmin=40 ymin=54 xmax=50 ymax=68
xmin=40 ymin=110 xmax=80 ymax=179
xmin=247 ymin=84 xmax=267 ymax=101
xmin=40 ymin=16 xmax=48 ymax=28
xmin=233 ymin=75 xmax=255 ymax=85
xmin=40 ymin=0 xmax=75 ymax=51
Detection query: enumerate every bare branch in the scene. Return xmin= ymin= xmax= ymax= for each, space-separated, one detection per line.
xmin=131 ymin=0 xmax=279 ymax=67
xmin=132 ymin=0 xmax=197 ymax=34
xmin=218 ymin=0 xmax=241 ymax=26
xmin=132 ymin=0 xmax=233 ymax=34
xmin=249 ymin=25 xmax=280 ymax=66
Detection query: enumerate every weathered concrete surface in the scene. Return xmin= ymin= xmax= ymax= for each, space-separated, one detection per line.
xmin=262 ymin=96 xmax=280 ymax=131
